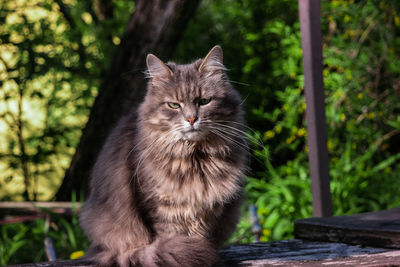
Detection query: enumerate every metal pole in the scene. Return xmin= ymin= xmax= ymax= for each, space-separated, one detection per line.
xmin=298 ymin=0 xmax=332 ymax=217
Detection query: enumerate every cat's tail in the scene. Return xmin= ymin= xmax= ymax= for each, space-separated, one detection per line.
xmin=131 ymin=235 xmax=219 ymax=267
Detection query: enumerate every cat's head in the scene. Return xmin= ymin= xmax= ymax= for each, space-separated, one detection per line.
xmin=139 ymin=46 xmax=243 ymax=142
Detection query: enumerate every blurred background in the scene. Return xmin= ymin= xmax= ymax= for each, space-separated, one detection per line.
xmin=1 ymin=0 xmax=400 ymax=264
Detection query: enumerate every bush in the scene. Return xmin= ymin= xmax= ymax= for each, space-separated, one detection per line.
xmin=0 ymin=210 xmax=87 ymax=265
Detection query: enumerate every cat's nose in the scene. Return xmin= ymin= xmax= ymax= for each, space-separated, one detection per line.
xmin=186 ymin=116 xmax=198 ymax=125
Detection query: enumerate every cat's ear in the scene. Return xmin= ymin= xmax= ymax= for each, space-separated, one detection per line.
xmin=146 ymin=54 xmax=173 ymax=78
xmin=199 ymin=45 xmax=226 ymax=73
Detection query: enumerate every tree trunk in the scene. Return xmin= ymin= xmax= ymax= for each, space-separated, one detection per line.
xmin=56 ymin=0 xmax=201 ymax=201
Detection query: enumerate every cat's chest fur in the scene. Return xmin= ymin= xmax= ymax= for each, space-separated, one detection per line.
xmin=142 ymin=142 xmax=242 ymax=201
xmin=137 ymin=141 xmax=243 ymax=236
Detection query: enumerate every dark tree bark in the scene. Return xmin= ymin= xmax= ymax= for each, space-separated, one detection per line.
xmin=56 ymin=0 xmax=201 ymax=200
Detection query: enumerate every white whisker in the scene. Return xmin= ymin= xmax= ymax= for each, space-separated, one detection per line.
xmin=209 ymin=128 xmax=266 ymax=166
xmin=208 ymin=128 xmax=249 ymax=152
xmin=225 ymin=79 xmax=251 ymax=86
xmin=239 ymin=94 xmax=249 ymax=106
xmin=202 ymin=121 xmax=264 ymax=148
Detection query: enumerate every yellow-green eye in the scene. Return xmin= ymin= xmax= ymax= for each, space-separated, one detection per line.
xmin=199 ymin=98 xmax=211 ymax=105
xmin=168 ymin=102 xmax=181 ymax=109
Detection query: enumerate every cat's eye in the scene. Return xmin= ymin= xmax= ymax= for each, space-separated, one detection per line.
xmin=199 ymin=98 xmax=211 ymax=106
xmin=167 ymin=102 xmax=181 ymax=109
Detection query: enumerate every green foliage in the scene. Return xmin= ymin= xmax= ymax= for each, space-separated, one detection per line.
xmin=321 ymin=0 xmax=400 ymax=215
xmin=0 ymin=0 xmax=134 ymax=200
xmin=0 ymin=211 xmax=87 ymax=265
xmin=246 ymin=160 xmax=312 ymax=241
xmin=0 ymin=223 xmax=28 ymax=265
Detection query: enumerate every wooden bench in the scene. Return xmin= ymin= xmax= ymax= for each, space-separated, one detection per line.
xmin=8 ymin=208 xmax=400 ymax=266
xmin=7 ymin=239 xmax=399 ymax=266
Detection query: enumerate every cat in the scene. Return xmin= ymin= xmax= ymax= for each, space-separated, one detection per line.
xmin=80 ymin=45 xmax=248 ymax=267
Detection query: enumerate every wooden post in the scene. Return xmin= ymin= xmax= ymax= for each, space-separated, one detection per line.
xmin=298 ymin=0 xmax=332 ymax=217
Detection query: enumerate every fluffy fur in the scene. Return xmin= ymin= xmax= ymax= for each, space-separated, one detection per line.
xmin=80 ymin=46 xmax=247 ymax=267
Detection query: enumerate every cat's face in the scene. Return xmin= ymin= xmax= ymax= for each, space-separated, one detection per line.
xmin=140 ymin=46 xmax=242 ymax=142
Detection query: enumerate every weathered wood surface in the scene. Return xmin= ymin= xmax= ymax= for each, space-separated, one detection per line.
xmin=8 ymin=239 xmax=400 ymax=266
xmin=295 ymin=207 xmax=400 ymax=249
xmin=0 ymin=202 xmax=81 ymax=214
xmin=0 ymin=202 xmax=81 ymax=224
xmin=299 ymin=0 xmax=332 ymax=218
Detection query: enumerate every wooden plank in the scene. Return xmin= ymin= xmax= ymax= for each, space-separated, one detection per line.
xmin=0 ymin=202 xmax=81 ymax=210
xmin=0 ymin=202 xmax=82 ymax=224
xmin=7 ymin=260 xmax=95 ymax=267
xmin=218 ymin=240 xmax=400 ymax=266
xmin=8 ymin=240 xmax=400 ymax=266
xmin=0 ymin=202 xmax=81 ymax=214
xmin=298 ymin=0 xmax=332 ymax=217
xmin=294 ymin=208 xmax=400 ymax=249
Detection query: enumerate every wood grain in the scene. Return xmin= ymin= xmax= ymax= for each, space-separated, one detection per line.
xmin=294 ymin=208 xmax=400 ymax=249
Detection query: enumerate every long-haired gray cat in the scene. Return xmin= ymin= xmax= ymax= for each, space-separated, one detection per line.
xmin=80 ymin=46 xmax=247 ymax=266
